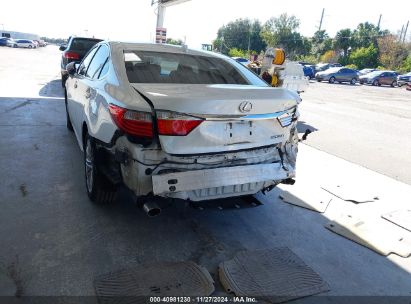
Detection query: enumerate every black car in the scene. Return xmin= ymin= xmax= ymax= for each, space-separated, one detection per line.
xmin=60 ymin=37 xmax=102 ymax=86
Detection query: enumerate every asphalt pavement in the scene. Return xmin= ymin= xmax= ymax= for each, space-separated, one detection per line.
xmin=300 ymin=80 xmax=411 ymax=185
xmin=0 ymin=45 xmax=411 ymax=300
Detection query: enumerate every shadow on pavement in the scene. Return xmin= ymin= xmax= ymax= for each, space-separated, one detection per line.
xmin=38 ymin=79 xmax=64 ymax=98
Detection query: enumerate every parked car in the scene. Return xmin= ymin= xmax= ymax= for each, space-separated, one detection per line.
xmin=314 ymin=63 xmax=342 ymax=73
xmin=315 ymin=67 xmax=359 ymax=84
xmin=359 ymin=71 xmax=398 ymax=87
xmin=0 ymin=37 xmax=8 ymax=46
xmin=358 ymin=68 xmax=376 ymax=75
xmin=60 ymin=36 xmax=102 ymax=86
xmin=302 ymin=65 xmax=315 ymax=79
xmin=232 ymin=57 xmax=251 ymax=66
xmin=64 ymin=42 xmax=300 ymax=210
xmin=397 ymin=72 xmax=411 ymax=87
xmin=14 ymin=39 xmax=37 ymax=48
xmin=6 ymin=38 xmax=17 ymax=48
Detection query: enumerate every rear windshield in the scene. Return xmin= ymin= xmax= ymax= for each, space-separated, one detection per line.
xmin=70 ymin=38 xmax=102 ymax=52
xmin=124 ymin=51 xmax=252 ymax=85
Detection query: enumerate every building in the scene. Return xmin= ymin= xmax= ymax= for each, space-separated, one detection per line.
xmin=0 ymin=30 xmax=40 ymax=40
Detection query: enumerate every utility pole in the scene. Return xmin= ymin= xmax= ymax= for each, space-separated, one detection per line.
xmin=403 ymin=21 xmax=409 ymax=43
xmin=399 ymin=25 xmax=404 ymax=42
xmin=377 ymin=14 xmax=382 ymax=29
xmin=247 ymin=28 xmax=251 ymax=54
xmin=318 ymin=8 xmax=325 ymax=31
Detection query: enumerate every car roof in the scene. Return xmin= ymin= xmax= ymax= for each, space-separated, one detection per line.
xmin=109 ymin=41 xmax=224 ymax=59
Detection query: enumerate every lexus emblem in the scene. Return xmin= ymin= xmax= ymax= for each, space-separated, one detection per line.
xmin=239 ymin=101 xmax=253 ymax=113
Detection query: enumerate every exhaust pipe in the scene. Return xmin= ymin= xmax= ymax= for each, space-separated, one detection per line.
xmin=143 ymin=201 xmax=161 ymax=217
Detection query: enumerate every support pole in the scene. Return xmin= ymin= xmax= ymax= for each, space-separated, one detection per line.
xmin=377 ymin=14 xmax=382 ymax=29
xmin=318 ymin=8 xmax=325 ymax=31
xmin=403 ymin=21 xmax=409 ymax=43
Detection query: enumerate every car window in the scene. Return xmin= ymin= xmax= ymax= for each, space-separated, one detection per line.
xmin=70 ymin=38 xmax=102 ymax=52
xmin=78 ymin=46 xmax=100 ymax=76
xmin=86 ymin=45 xmax=110 ymax=79
xmin=124 ymin=51 xmax=252 ymax=85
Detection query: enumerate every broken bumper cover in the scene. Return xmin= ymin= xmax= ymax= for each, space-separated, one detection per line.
xmin=152 ymin=162 xmax=294 ymax=200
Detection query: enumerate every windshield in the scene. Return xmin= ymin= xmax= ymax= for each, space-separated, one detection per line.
xmin=124 ymin=51 xmax=265 ymax=85
xmin=366 ymin=71 xmax=383 ymax=77
xmin=324 ymin=67 xmax=340 ymax=73
xmin=70 ymin=38 xmax=102 ymax=52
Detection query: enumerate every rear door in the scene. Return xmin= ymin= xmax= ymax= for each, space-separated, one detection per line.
xmin=67 ymin=46 xmax=100 ymax=139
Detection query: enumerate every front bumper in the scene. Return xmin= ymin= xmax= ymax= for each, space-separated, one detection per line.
xmin=152 ymin=162 xmax=293 ymax=199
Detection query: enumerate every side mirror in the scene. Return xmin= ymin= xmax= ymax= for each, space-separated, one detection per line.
xmin=59 ymin=45 xmax=66 ymax=51
xmin=66 ymin=62 xmax=77 ymax=76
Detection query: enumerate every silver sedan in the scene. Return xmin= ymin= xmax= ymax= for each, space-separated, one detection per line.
xmin=64 ymin=41 xmax=300 ymax=211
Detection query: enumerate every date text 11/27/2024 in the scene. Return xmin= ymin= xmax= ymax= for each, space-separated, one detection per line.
xmin=149 ymin=297 xmax=258 ymax=303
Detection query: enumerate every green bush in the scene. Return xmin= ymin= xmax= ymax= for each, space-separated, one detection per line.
xmin=228 ymin=48 xmax=247 ymax=58
xmin=349 ymin=44 xmax=378 ymax=69
xmin=399 ymin=55 xmax=411 ymax=73
xmin=345 ymin=64 xmax=358 ymax=70
xmin=376 ymin=66 xmax=386 ymax=70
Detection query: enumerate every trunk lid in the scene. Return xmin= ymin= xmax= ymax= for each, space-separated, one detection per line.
xmin=131 ymin=84 xmax=300 ymax=155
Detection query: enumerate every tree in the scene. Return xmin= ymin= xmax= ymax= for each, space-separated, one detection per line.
xmin=166 ymin=38 xmax=183 ymax=45
xmin=349 ymin=44 xmax=379 ymax=69
xmin=260 ymin=14 xmax=311 ymax=59
xmin=335 ymin=29 xmax=353 ymax=58
xmin=215 ymin=19 xmax=266 ymax=54
xmin=351 ymin=22 xmax=385 ymax=49
xmin=377 ymin=35 xmax=409 ymax=71
xmin=320 ymin=50 xmax=339 ymax=63
xmin=311 ymin=30 xmax=333 ymax=58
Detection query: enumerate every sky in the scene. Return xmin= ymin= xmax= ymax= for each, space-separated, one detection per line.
xmin=0 ymin=0 xmax=410 ymax=48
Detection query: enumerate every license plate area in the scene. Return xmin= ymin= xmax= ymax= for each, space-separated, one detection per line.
xmin=226 ymin=121 xmax=254 ymax=144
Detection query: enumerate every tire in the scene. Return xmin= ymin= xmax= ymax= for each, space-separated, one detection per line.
xmin=64 ymin=90 xmax=73 ymax=131
xmin=13 ymin=44 xmax=17 ymax=48
xmin=350 ymin=78 xmax=357 ymax=85
xmin=317 ymin=79 xmax=321 ymax=82
xmin=329 ymin=77 xmax=335 ymax=84
xmin=391 ymin=81 xmax=397 ymax=87
xmin=28 ymin=45 xmax=32 ymax=49
xmin=84 ymin=134 xmax=117 ymax=204
xmin=372 ymin=79 xmax=379 ymax=86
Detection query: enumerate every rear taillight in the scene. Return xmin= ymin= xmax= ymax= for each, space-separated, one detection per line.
xmin=109 ymin=104 xmax=153 ymax=138
xmin=157 ymin=111 xmax=203 ymax=136
xmin=64 ymin=51 xmax=80 ymax=60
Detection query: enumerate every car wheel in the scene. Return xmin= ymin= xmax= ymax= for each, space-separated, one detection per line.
xmin=350 ymin=78 xmax=357 ymax=85
xmin=391 ymin=81 xmax=397 ymax=87
xmin=28 ymin=45 xmax=32 ymax=49
xmin=13 ymin=44 xmax=17 ymax=48
xmin=84 ymin=134 xmax=117 ymax=204
xmin=317 ymin=79 xmax=321 ymax=82
xmin=64 ymin=90 xmax=73 ymax=131
xmin=372 ymin=79 xmax=379 ymax=86
xmin=329 ymin=77 xmax=336 ymax=84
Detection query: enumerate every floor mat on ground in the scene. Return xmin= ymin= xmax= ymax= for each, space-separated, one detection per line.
xmin=218 ymin=248 xmax=329 ymax=303
xmin=321 ymin=183 xmax=379 ymax=203
xmin=326 ymin=214 xmax=411 ymax=257
xmin=278 ymin=184 xmax=333 ymax=213
xmin=94 ymin=261 xmax=214 ymax=304
xmin=382 ymin=210 xmax=411 ymax=232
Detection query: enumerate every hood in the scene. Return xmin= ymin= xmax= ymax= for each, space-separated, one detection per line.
xmin=130 ymin=84 xmax=300 ymax=115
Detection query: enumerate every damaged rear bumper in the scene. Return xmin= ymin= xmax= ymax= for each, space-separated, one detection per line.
xmin=152 ymin=162 xmax=294 ymax=200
